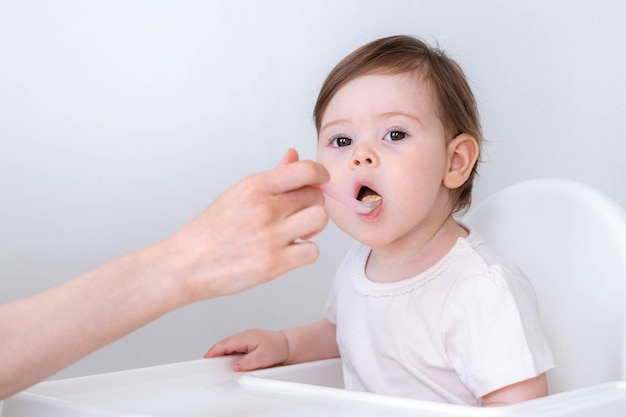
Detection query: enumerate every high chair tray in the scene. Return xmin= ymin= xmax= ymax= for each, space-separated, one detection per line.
xmin=3 ymin=357 xmax=626 ymax=417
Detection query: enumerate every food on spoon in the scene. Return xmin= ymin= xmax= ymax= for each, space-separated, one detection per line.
xmin=361 ymin=194 xmax=382 ymax=203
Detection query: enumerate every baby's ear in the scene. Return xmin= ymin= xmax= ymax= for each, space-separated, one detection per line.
xmin=443 ymin=133 xmax=479 ymax=189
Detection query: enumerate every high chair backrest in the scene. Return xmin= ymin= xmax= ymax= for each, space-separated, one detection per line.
xmin=463 ymin=179 xmax=626 ymax=394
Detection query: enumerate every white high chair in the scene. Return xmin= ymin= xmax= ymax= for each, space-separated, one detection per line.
xmin=463 ymin=178 xmax=626 ymax=394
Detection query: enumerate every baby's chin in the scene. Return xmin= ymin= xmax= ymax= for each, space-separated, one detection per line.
xmin=331 ymin=219 xmax=387 ymax=248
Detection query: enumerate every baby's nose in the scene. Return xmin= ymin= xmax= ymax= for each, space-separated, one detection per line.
xmin=351 ymin=145 xmax=379 ymax=168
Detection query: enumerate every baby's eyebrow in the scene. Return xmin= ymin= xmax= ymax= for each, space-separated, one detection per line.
xmin=319 ymin=118 xmax=350 ymax=133
xmin=379 ymin=111 xmax=423 ymax=126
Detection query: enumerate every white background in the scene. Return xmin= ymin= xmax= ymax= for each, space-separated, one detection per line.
xmin=1 ymin=0 xmax=625 ymax=380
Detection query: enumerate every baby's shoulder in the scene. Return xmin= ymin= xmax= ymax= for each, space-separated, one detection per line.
xmin=449 ymin=236 xmax=536 ymax=304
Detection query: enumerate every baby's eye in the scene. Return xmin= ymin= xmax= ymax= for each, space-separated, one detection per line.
xmin=330 ymin=136 xmax=352 ymax=147
xmin=384 ymin=130 xmax=408 ymax=141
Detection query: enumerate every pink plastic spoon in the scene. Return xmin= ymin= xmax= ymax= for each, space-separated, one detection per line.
xmin=314 ymin=183 xmax=381 ymax=214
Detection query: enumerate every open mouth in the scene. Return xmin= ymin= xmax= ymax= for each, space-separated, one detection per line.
xmin=357 ymin=186 xmax=382 ymax=204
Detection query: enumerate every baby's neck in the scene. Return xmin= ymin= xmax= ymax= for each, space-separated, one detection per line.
xmin=365 ymin=217 xmax=468 ymax=283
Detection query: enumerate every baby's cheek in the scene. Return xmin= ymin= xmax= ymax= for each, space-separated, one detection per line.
xmin=325 ymin=199 xmax=344 ymax=223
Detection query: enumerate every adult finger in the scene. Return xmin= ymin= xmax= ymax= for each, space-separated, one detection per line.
xmin=277 ymin=148 xmax=300 ymax=166
xmin=268 ymin=206 xmax=328 ymax=274
xmin=270 ymin=183 xmax=326 ymax=222
xmin=278 ymin=241 xmax=321 ymax=274
xmin=266 ymin=159 xmax=329 ymax=196
xmin=280 ymin=203 xmax=329 ymax=243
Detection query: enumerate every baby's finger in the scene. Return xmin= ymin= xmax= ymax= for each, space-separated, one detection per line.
xmin=232 ymin=353 xmax=264 ymax=372
xmin=232 ymin=347 xmax=279 ymax=372
xmin=204 ymin=337 xmax=252 ymax=358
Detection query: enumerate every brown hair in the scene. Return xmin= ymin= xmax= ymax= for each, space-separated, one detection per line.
xmin=313 ymin=35 xmax=482 ymax=213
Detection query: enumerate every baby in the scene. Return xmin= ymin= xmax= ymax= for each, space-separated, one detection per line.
xmin=206 ymin=35 xmax=554 ymax=407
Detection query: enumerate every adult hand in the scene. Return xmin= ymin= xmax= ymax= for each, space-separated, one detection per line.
xmin=157 ymin=147 xmax=330 ymax=303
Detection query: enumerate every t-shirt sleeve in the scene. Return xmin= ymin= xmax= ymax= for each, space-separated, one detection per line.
xmin=441 ymin=264 xmax=555 ymax=398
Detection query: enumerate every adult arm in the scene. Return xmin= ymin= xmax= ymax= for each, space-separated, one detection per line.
xmin=0 ymin=149 xmax=329 ymax=399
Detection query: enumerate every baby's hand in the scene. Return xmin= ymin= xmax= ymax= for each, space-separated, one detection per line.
xmin=204 ymin=329 xmax=289 ymax=372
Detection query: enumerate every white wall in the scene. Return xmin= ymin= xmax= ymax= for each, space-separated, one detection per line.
xmin=1 ymin=0 xmax=624 ymax=380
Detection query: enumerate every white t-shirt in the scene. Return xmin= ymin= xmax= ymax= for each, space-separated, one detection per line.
xmin=323 ymin=229 xmax=554 ymax=406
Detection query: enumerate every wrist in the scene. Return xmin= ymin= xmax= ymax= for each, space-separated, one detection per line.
xmin=131 ymin=240 xmax=189 ymax=311
xmin=279 ymin=328 xmax=294 ymax=364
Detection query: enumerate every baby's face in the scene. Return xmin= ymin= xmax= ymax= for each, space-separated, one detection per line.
xmin=316 ymin=73 xmax=453 ymax=249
